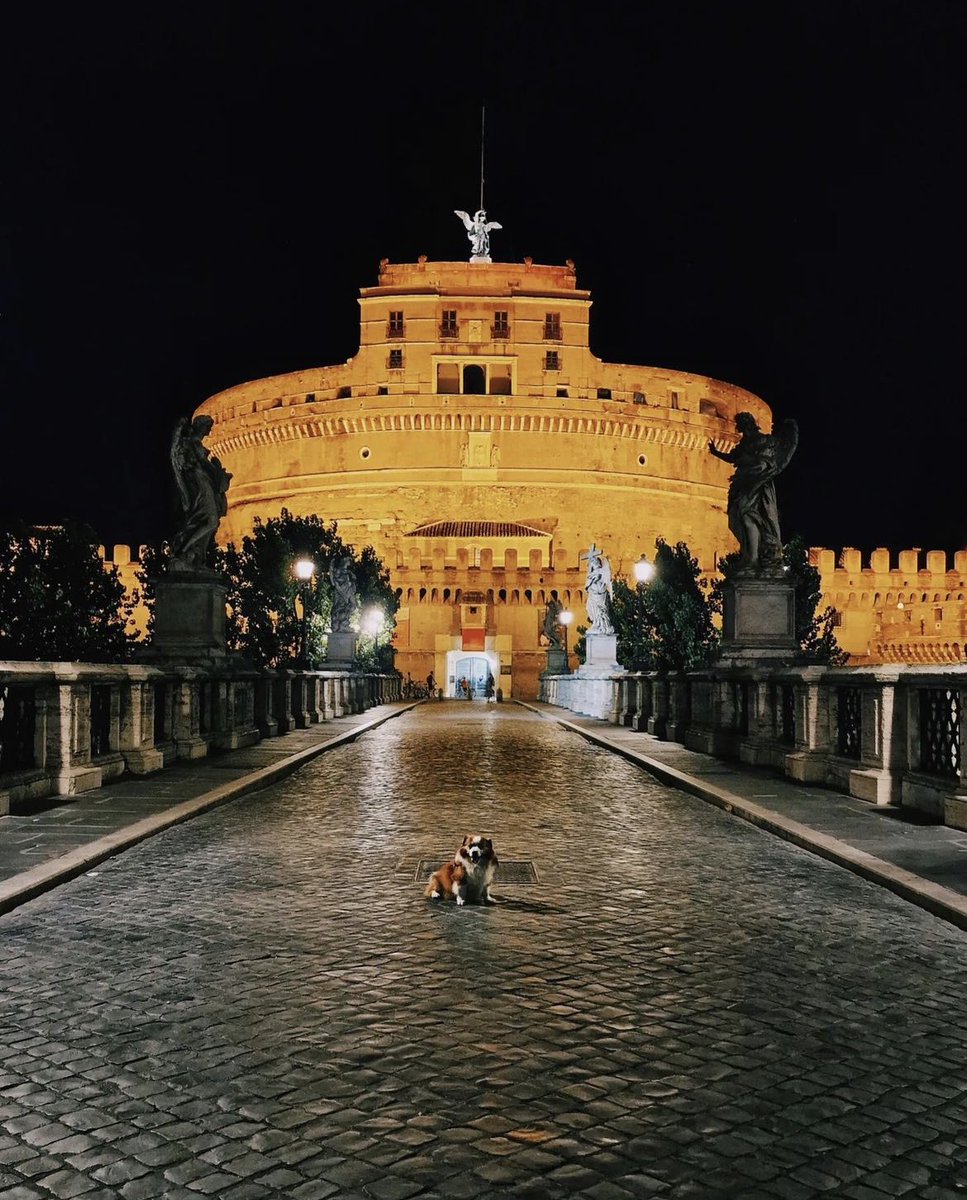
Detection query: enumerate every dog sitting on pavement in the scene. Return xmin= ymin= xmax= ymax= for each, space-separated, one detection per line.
xmin=425 ymin=835 xmax=499 ymax=905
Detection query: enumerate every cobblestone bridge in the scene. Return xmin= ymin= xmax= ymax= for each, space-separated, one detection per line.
xmin=2 ymin=704 xmax=967 ymax=1199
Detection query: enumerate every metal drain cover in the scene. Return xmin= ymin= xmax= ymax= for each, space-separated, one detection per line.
xmin=415 ymin=857 xmax=539 ymax=885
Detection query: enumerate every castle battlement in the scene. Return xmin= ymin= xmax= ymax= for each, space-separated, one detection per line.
xmin=811 ymin=547 xmax=967 ymax=588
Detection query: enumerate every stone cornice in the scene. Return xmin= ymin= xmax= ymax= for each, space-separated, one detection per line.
xmin=209 ymin=410 xmax=732 ymax=458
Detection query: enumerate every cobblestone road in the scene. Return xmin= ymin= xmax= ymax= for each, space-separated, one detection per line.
xmin=3 ymin=703 xmax=967 ymax=1200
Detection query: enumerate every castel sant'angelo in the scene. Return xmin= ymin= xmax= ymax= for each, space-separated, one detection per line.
xmin=167 ymin=215 xmax=966 ymax=697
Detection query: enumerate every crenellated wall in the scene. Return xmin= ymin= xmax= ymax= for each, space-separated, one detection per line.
xmin=98 ymin=544 xmax=151 ymax=639
xmin=812 ymin=547 xmax=967 ymax=664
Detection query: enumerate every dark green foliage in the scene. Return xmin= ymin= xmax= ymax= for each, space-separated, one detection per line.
xmin=0 ymin=522 xmax=136 ymax=662
xmin=573 ymin=624 xmax=588 ymax=665
xmin=711 ymin=535 xmax=848 ymax=664
xmin=613 ymin=539 xmax=719 ymax=673
xmin=215 ymin=510 xmax=398 ymax=669
xmin=136 ymin=541 xmax=169 ymax=637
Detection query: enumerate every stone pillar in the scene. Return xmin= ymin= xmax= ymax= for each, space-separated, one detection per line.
xmin=784 ymin=669 xmax=831 ymax=783
xmin=44 ymin=680 xmax=102 ymax=795
xmin=274 ymin=673 xmax=295 ymax=734
xmin=173 ymin=678 xmax=208 ymax=759
xmin=320 ymin=676 xmax=337 ymax=720
xmin=846 ymin=672 xmax=903 ymax=805
xmin=255 ymin=674 xmax=279 ymax=738
xmin=648 ymin=677 xmax=669 ymax=739
xmin=119 ymin=675 xmax=164 ymax=775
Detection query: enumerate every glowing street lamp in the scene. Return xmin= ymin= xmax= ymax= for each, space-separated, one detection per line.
xmin=559 ymin=608 xmax=574 ymax=666
xmin=293 ymin=558 xmax=315 ymax=666
xmin=633 ymin=554 xmax=655 ymax=585
xmin=361 ymin=606 xmax=385 ymax=636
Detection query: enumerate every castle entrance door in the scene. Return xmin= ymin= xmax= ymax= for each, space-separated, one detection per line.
xmin=448 ymin=651 xmax=499 ymax=699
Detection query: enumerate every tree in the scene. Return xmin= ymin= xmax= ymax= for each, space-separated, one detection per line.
xmin=711 ymin=535 xmax=848 ymax=664
xmin=216 ymin=510 xmax=398 ymax=669
xmin=612 ymin=539 xmax=718 ymax=673
xmin=0 ymin=523 xmax=136 ymax=662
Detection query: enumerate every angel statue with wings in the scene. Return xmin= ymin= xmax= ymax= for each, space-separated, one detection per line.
xmin=708 ymin=412 xmax=799 ymax=572
xmin=454 ymin=208 xmax=502 ymax=262
xmin=169 ymin=414 xmax=232 ymax=570
xmin=580 ymin=543 xmax=615 ymax=636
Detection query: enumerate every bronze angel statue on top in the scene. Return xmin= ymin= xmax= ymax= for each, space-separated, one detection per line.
xmin=454 ymin=208 xmax=502 ymax=262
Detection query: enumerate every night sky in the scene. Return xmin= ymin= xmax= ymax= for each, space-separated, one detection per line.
xmin=2 ymin=4 xmax=964 ymax=558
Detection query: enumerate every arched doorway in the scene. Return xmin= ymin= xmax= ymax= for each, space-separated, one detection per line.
xmin=462 ymin=364 xmax=486 ymax=395
xmin=446 ymin=650 xmax=499 ymax=698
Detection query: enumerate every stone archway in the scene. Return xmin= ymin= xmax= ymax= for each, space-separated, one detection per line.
xmin=462 ymin=364 xmax=486 ymax=395
xmin=446 ymin=649 xmax=500 ymax=698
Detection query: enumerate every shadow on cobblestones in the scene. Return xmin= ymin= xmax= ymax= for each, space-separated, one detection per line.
xmin=2 ymin=703 xmax=967 ymax=1198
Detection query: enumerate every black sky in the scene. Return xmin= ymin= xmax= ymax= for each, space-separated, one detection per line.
xmin=2 ymin=3 xmax=965 ymax=557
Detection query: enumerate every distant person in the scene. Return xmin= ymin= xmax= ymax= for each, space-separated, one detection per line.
xmin=485 ymin=672 xmax=496 ymax=703
xmin=426 ymin=671 xmax=435 ymax=693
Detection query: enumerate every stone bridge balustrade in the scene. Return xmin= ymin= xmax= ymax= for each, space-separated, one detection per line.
xmin=0 ymin=663 xmax=401 ymax=815
xmin=540 ymin=664 xmax=967 ymax=830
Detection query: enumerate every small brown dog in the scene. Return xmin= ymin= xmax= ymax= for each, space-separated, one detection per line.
xmin=425 ymin=835 xmax=499 ymax=905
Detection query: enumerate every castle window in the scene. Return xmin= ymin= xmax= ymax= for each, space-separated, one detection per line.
xmin=337 ymin=386 xmax=352 ymax=398
xmin=556 ymin=388 xmax=568 ymax=397
xmin=387 ymin=310 xmax=404 ymax=337
xmin=492 ymin=311 xmax=510 ymax=338
xmin=597 ymin=387 xmax=611 ymax=399
xmin=670 ymin=390 xmax=681 ymax=409
xmin=488 ymin=364 xmax=512 ymax=395
xmin=305 ymin=393 xmax=315 ymax=404
xmin=633 ymin=391 xmax=646 ymax=405
xmin=440 ymin=310 xmax=458 ymax=338
xmin=544 ymin=350 xmax=560 ymax=371
xmin=377 ymin=386 xmax=388 ymax=395
xmin=388 ymin=348 xmax=403 ymax=369
xmin=543 ymin=312 xmax=562 ymax=340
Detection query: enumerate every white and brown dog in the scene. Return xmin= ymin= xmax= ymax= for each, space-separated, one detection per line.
xmin=425 ymin=835 xmax=499 ymax=906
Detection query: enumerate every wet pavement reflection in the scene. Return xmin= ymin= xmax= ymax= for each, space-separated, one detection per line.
xmin=2 ymin=702 xmax=967 ymax=1198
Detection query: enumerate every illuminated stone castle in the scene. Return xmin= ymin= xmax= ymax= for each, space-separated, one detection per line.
xmin=192 ymin=257 xmax=768 ymax=696
xmin=183 ymin=256 xmax=967 ymax=692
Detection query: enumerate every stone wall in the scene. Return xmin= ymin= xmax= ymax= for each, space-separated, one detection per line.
xmin=541 ymin=664 xmax=967 ymax=830
xmin=0 ymin=661 xmax=401 ymax=815
xmin=813 ymin=547 xmax=967 ymax=665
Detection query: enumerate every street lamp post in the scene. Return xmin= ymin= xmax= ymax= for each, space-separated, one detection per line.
xmin=294 ymin=558 xmax=315 ymax=667
xmin=560 ymin=609 xmax=573 ymax=670
xmin=633 ymin=554 xmax=655 ymax=585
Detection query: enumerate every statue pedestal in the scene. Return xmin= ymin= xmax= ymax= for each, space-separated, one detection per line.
xmin=327 ymin=630 xmax=357 ymax=669
xmin=542 ymin=647 xmax=570 ymax=676
xmin=568 ymin=632 xmax=623 ymax=719
xmin=580 ymin=632 xmax=621 ymax=675
xmin=149 ymin=569 xmax=228 ymax=662
xmin=718 ymin=576 xmax=797 ymax=666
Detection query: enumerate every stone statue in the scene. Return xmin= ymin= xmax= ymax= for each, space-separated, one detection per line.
xmin=169 ymin=415 xmax=232 ymax=571
xmin=454 ymin=209 xmax=502 ymax=263
xmin=708 ymin=412 xmax=799 ymax=572
xmin=581 ymin=543 xmax=614 ymax=635
xmin=542 ymin=598 xmax=564 ymax=650
xmin=329 ymin=554 xmax=357 ymax=632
